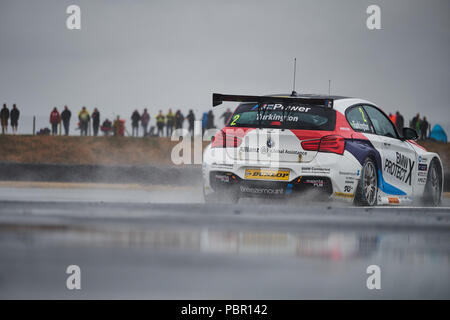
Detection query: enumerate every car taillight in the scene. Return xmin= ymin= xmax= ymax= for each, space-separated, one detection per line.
xmin=211 ymin=130 xmax=243 ymax=148
xmin=301 ymin=135 xmax=345 ymax=155
xmin=301 ymin=139 xmax=320 ymax=151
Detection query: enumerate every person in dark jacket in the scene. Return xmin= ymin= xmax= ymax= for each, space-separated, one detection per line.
xmin=141 ymin=109 xmax=150 ymax=137
xmin=131 ymin=110 xmax=141 ymax=137
xmin=186 ymin=110 xmax=195 ymax=135
xmin=61 ymin=106 xmax=71 ymax=136
xmin=0 ymin=104 xmax=9 ymax=134
xmin=10 ymin=104 xmax=20 ymax=134
xmin=395 ymin=111 xmax=404 ymax=133
xmin=175 ymin=110 xmax=184 ymax=130
xmin=49 ymin=107 xmax=61 ymax=135
xmin=206 ymin=110 xmax=215 ymax=129
xmin=101 ymin=119 xmax=112 ymax=136
xmin=92 ymin=108 xmax=100 ymax=136
xmin=420 ymin=117 xmax=429 ymax=140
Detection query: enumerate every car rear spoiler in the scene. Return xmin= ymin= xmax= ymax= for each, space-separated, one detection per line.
xmin=212 ymin=93 xmax=334 ymax=108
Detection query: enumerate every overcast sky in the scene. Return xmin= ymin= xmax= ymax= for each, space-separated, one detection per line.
xmin=0 ymin=0 xmax=449 ymax=134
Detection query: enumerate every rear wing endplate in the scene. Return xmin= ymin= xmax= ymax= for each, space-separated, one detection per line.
xmin=212 ymin=93 xmax=333 ymax=108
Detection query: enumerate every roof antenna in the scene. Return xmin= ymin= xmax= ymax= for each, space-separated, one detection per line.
xmin=291 ymin=58 xmax=297 ymax=96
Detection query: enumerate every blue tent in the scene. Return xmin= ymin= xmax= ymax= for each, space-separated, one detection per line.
xmin=429 ymin=124 xmax=447 ymax=143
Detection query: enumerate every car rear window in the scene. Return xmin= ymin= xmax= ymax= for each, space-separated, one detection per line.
xmin=227 ymin=103 xmax=336 ymax=131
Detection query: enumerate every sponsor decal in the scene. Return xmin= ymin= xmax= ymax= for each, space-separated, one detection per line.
xmin=240 ymin=146 xmax=307 ymax=156
xmin=240 ymin=186 xmax=284 ymax=195
xmin=340 ymin=127 xmax=351 ymax=131
xmin=417 ymin=177 xmax=427 ymax=184
xmin=418 ymin=171 xmax=427 ymax=177
xmin=252 ymin=104 xmax=312 ymax=113
xmin=334 ymin=192 xmax=354 ymax=198
xmin=303 ymin=179 xmax=324 ymax=187
xmin=388 ymin=197 xmax=400 ymax=204
xmin=301 ymin=167 xmax=331 ymax=174
xmin=418 ymin=164 xmax=427 ymax=171
xmin=383 ymin=152 xmax=414 ymax=186
xmin=344 ymin=185 xmax=353 ymax=193
xmin=214 ymin=174 xmax=230 ymax=182
xmin=351 ymin=121 xmax=371 ymax=131
xmin=339 ymin=171 xmax=359 ymax=176
xmin=244 ymin=168 xmax=290 ymax=181
xmin=418 ymin=156 xmax=428 ymax=163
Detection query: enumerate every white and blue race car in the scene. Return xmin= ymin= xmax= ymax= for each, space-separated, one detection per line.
xmin=203 ymin=93 xmax=443 ymax=206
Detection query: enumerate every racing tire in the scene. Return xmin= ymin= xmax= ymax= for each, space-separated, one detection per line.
xmin=354 ymin=158 xmax=378 ymax=206
xmin=422 ymin=158 xmax=442 ymax=207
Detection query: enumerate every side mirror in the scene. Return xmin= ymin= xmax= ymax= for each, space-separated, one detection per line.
xmin=402 ymin=127 xmax=418 ymax=140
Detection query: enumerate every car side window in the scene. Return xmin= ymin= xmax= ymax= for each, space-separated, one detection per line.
xmin=345 ymin=106 xmax=374 ymax=133
xmin=363 ymin=105 xmax=398 ymax=139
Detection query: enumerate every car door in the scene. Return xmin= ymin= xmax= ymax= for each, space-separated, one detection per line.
xmin=362 ymin=105 xmax=417 ymax=197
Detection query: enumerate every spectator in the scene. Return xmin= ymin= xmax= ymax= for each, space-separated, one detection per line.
xmin=156 ymin=110 xmax=165 ymax=137
xmin=420 ymin=117 xmax=429 ymax=140
xmin=175 ymin=110 xmax=184 ymax=130
xmin=207 ymin=110 xmax=215 ymax=129
xmin=201 ymin=112 xmax=208 ymax=135
xmin=131 ymin=110 xmax=141 ymax=137
xmin=220 ymin=108 xmax=232 ymax=125
xmin=78 ymin=107 xmax=90 ymax=136
xmin=389 ymin=113 xmax=396 ymax=125
xmin=61 ymin=106 xmax=71 ymax=136
xmin=92 ymin=108 xmax=100 ymax=136
xmin=49 ymin=107 xmax=61 ymax=135
xmin=411 ymin=113 xmax=420 ymax=131
xmin=101 ymin=119 xmax=112 ymax=136
xmin=141 ymin=108 xmax=150 ymax=136
xmin=166 ymin=109 xmax=175 ymax=137
xmin=186 ymin=109 xmax=195 ymax=135
xmin=10 ymin=104 xmax=20 ymax=134
xmin=112 ymin=116 xmax=124 ymax=136
xmin=395 ymin=111 xmax=404 ymax=132
xmin=1 ymin=104 xmax=9 ymax=134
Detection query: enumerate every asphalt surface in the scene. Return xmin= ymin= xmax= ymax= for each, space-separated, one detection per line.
xmin=0 ymin=185 xmax=449 ymax=299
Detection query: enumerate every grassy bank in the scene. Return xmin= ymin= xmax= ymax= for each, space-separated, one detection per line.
xmin=0 ymin=135 xmax=208 ymax=166
xmin=0 ymin=135 xmax=448 ymax=169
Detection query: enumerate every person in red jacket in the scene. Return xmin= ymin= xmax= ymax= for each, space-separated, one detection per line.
xmin=49 ymin=107 xmax=61 ymax=135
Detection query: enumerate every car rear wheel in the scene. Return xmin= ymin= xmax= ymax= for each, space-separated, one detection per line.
xmin=423 ymin=158 xmax=442 ymax=206
xmin=354 ymin=158 xmax=378 ymax=206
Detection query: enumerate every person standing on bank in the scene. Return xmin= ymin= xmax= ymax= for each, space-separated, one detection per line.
xmin=92 ymin=108 xmax=100 ymax=136
xmin=1 ymin=104 xmax=9 ymax=134
xmin=78 ymin=107 xmax=90 ymax=136
xmin=131 ymin=109 xmax=141 ymax=137
xmin=141 ymin=108 xmax=150 ymax=137
xmin=156 ymin=110 xmax=165 ymax=137
xmin=166 ymin=109 xmax=175 ymax=137
xmin=10 ymin=104 xmax=20 ymax=135
xmin=61 ymin=106 xmax=71 ymax=136
xmin=186 ymin=109 xmax=195 ymax=135
xmin=49 ymin=107 xmax=61 ymax=135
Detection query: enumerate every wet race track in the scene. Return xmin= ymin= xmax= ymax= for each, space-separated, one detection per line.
xmin=0 ymin=184 xmax=449 ymax=299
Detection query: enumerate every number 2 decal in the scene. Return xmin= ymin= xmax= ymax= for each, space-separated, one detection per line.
xmin=230 ymin=114 xmax=240 ymax=126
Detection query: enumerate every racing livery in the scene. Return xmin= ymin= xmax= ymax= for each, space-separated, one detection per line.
xmin=203 ymin=93 xmax=444 ymax=206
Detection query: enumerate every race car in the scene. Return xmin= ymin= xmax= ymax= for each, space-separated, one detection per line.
xmin=202 ymin=92 xmax=443 ymax=206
